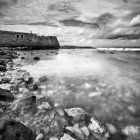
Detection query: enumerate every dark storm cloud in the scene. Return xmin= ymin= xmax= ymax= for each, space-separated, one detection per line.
xmin=97 ymin=13 xmax=115 ymax=24
xmin=60 ymin=19 xmax=99 ymax=28
xmin=28 ymin=22 xmax=59 ymax=27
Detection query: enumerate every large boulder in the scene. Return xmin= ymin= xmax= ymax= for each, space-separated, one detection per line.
xmin=0 ymin=88 xmax=15 ymax=102
xmin=0 ymin=119 xmax=36 ymax=140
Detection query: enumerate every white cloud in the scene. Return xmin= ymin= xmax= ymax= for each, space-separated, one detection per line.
xmin=130 ymin=15 xmax=140 ymax=25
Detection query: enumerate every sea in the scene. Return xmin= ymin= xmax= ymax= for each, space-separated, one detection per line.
xmin=14 ymin=48 xmax=140 ymax=129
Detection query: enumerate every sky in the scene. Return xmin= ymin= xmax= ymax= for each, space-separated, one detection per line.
xmin=0 ymin=0 xmax=140 ymax=46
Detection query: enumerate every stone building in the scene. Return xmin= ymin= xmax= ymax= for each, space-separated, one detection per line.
xmin=0 ymin=30 xmax=60 ymax=49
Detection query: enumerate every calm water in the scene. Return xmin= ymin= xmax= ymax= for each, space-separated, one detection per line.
xmin=15 ymin=49 xmax=140 ymax=129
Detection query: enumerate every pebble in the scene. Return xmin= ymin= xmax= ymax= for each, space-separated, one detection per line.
xmin=37 ymin=102 xmax=52 ymax=110
xmin=35 ymin=133 xmax=44 ymax=140
xmin=122 ymin=125 xmax=139 ymax=136
xmin=80 ymin=126 xmax=90 ymax=137
xmin=50 ymin=137 xmax=59 ymax=140
xmin=106 ymin=123 xmax=117 ymax=134
xmin=60 ymin=133 xmax=76 ymax=140
xmin=65 ymin=107 xmax=87 ymax=122
xmin=88 ymin=117 xmax=105 ymax=134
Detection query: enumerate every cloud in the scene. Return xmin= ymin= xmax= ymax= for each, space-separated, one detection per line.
xmin=1 ymin=0 xmax=140 ymax=46
xmin=130 ymin=15 xmax=140 ymax=26
xmin=60 ymin=19 xmax=99 ymax=28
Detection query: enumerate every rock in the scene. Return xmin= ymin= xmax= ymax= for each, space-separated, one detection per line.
xmin=0 ymin=119 xmax=36 ymax=140
xmin=33 ymin=84 xmax=38 ymax=91
xmin=34 ymin=57 xmax=40 ymax=61
xmin=122 ymin=125 xmax=140 ymax=139
xmin=49 ymin=137 xmax=58 ymax=140
xmin=22 ymin=72 xmax=30 ymax=82
xmin=0 ymin=88 xmax=15 ymax=102
xmin=88 ymin=117 xmax=109 ymax=139
xmin=37 ymin=102 xmax=52 ymax=110
xmin=60 ymin=133 xmax=76 ymax=140
xmin=0 ymin=65 xmax=6 ymax=72
xmin=21 ymin=57 xmax=25 ymax=59
xmin=64 ymin=108 xmax=87 ymax=122
xmin=0 ymin=78 xmax=10 ymax=84
xmin=0 ymin=60 xmax=6 ymax=66
xmin=80 ymin=126 xmax=90 ymax=137
xmin=106 ymin=123 xmax=117 ymax=134
xmin=36 ymin=133 xmax=44 ymax=140
xmin=39 ymin=76 xmax=47 ymax=82
xmin=13 ymin=96 xmax=36 ymax=115
xmin=25 ymin=77 xmax=34 ymax=85
xmin=65 ymin=124 xmax=85 ymax=140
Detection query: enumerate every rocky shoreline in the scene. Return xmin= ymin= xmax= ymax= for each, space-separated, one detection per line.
xmin=0 ymin=49 xmax=139 ymax=140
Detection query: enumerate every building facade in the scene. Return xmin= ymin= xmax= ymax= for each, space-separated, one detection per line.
xmin=0 ymin=30 xmax=60 ymax=49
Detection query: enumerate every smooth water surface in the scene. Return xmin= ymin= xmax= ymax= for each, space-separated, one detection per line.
xmin=15 ymin=49 xmax=140 ymax=128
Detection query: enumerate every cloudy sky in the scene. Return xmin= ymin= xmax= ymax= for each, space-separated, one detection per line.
xmin=0 ymin=0 xmax=140 ymax=46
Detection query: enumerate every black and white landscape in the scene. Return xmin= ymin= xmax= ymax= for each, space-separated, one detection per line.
xmin=0 ymin=0 xmax=140 ymax=140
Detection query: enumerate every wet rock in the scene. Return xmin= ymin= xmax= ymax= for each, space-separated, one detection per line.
xmin=65 ymin=124 xmax=85 ymax=140
xmin=49 ymin=137 xmax=59 ymax=140
xmin=88 ymin=117 xmax=109 ymax=139
xmin=0 ymin=119 xmax=36 ymax=140
xmin=34 ymin=57 xmax=40 ymax=61
xmin=0 ymin=88 xmax=15 ymax=102
xmin=25 ymin=76 xmax=34 ymax=85
xmin=60 ymin=133 xmax=76 ymax=140
xmin=106 ymin=123 xmax=117 ymax=134
xmin=0 ymin=65 xmax=6 ymax=72
xmin=122 ymin=125 xmax=140 ymax=140
xmin=36 ymin=133 xmax=44 ymax=140
xmin=21 ymin=57 xmax=25 ymax=59
xmin=39 ymin=76 xmax=47 ymax=82
xmin=37 ymin=102 xmax=52 ymax=110
xmin=80 ymin=126 xmax=90 ymax=138
xmin=12 ymin=96 xmax=36 ymax=115
xmin=22 ymin=72 xmax=30 ymax=82
xmin=33 ymin=84 xmax=38 ymax=91
xmin=0 ymin=78 xmax=10 ymax=84
xmin=64 ymin=108 xmax=87 ymax=123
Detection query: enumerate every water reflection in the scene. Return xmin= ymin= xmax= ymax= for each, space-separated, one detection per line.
xmin=15 ymin=49 xmax=140 ymax=129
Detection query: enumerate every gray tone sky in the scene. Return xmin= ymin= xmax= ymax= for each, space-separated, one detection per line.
xmin=0 ymin=0 xmax=140 ymax=46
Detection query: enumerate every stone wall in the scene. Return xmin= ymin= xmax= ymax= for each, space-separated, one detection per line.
xmin=0 ymin=30 xmax=60 ymax=49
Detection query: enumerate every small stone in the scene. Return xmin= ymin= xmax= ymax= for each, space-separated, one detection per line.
xmin=39 ymin=76 xmax=47 ymax=82
xmin=60 ymin=133 xmax=76 ymax=140
xmin=38 ymin=102 xmax=51 ymax=110
xmin=128 ymin=105 xmax=137 ymax=114
xmin=34 ymin=57 xmax=40 ymax=61
xmin=0 ymin=88 xmax=15 ymax=102
xmin=88 ymin=91 xmax=102 ymax=97
xmin=0 ymin=65 xmax=6 ymax=72
xmin=88 ymin=117 xmax=105 ymax=134
xmin=65 ymin=107 xmax=87 ymax=122
xmin=80 ymin=126 xmax=90 ymax=137
xmin=49 ymin=137 xmax=59 ymax=140
xmin=106 ymin=123 xmax=117 ymax=134
xmin=122 ymin=125 xmax=139 ymax=136
xmin=36 ymin=133 xmax=44 ymax=140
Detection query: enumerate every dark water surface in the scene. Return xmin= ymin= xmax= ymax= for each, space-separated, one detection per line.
xmin=15 ymin=49 xmax=140 ymax=129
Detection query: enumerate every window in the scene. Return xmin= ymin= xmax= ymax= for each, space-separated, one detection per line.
xmin=16 ymin=35 xmax=19 ymax=38
xmin=21 ymin=35 xmax=24 ymax=38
